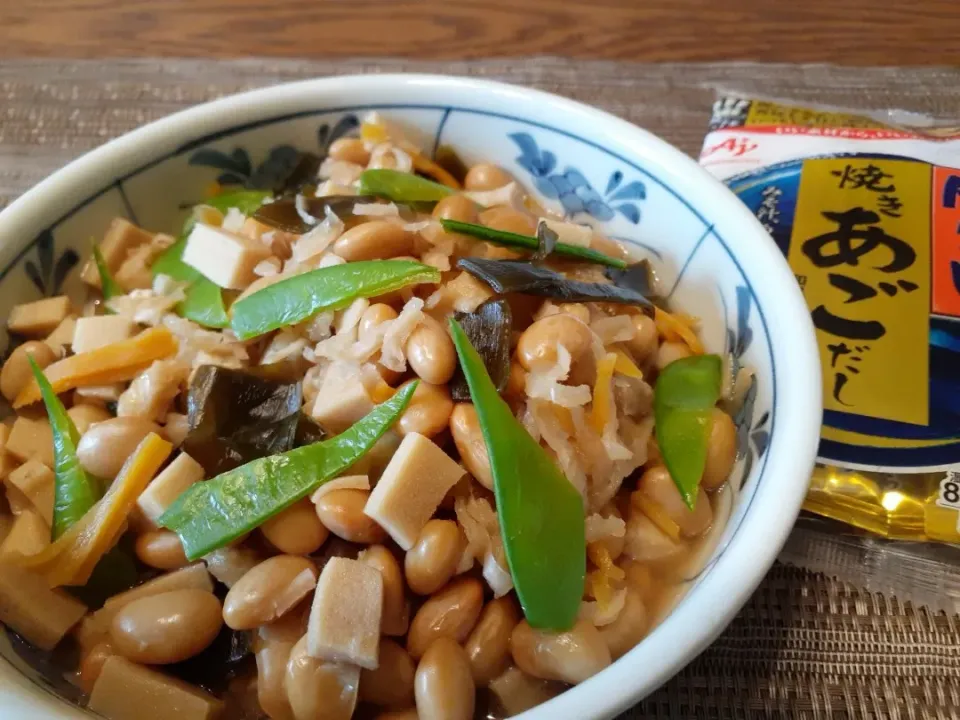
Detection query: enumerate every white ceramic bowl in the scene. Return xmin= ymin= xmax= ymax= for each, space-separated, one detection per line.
xmin=0 ymin=74 xmax=821 ymax=719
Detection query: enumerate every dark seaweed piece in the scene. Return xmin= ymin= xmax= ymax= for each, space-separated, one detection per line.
xmin=167 ymin=625 xmax=253 ymax=695
xmin=531 ymin=221 xmax=558 ymax=262
xmin=184 ymin=366 xmax=303 ymax=476
xmin=450 ymin=299 xmax=513 ymax=401
xmin=252 ymin=195 xmax=377 ymax=234
xmin=295 ymin=414 xmax=328 ymax=447
xmin=433 ymin=145 xmax=469 ymax=184
xmin=65 ymin=541 xmax=139 ymax=610
xmin=605 ymin=259 xmax=661 ymax=302
xmin=456 ymin=258 xmax=654 ymax=312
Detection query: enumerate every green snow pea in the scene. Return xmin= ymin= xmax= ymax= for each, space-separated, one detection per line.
xmin=159 ymin=382 xmax=417 ymax=560
xmin=653 ymin=353 xmax=723 ymax=509
xmin=230 ymin=260 xmax=440 ymax=340
xmin=449 ymin=318 xmax=584 ymax=630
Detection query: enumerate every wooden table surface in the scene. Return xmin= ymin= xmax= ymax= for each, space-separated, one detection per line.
xmin=2 ymin=0 xmax=959 ymax=65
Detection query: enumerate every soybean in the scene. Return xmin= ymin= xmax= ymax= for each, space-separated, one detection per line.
xmin=0 ymin=341 xmax=56 ymax=402
xmin=134 ymin=529 xmax=189 ymax=570
xmin=701 ymin=408 xmax=736 ymax=491
xmin=406 ymin=577 xmax=484 ymax=659
xmin=259 ymin=498 xmax=329 ymax=555
xmin=464 ymin=163 xmax=512 ymax=191
xmin=285 ymin=635 xmax=360 ymax=720
xmin=432 ymin=195 xmax=478 ymax=224
xmin=223 ymin=555 xmax=318 ymax=630
xmin=333 ymin=221 xmax=414 ymax=262
xmin=110 ymin=589 xmax=222 ymax=665
xmin=405 ymin=316 xmax=456 ymax=385
xmin=314 ymin=488 xmax=387 ymax=544
xmin=414 ymin=637 xmax=475 ymax=720
xmin=655 ymin=341 xmax=692 ymax=370
xmin=516 ymin=314 xmax=593 ymax=372
xmin=360 ymin=638 xmax=416 ymax=709
xmin=464 ymin=596 xmax=521 ymax=686
xmin=510 ymin=619 xmax=611 ymax=685
xmin=627 ymin=314 xmax=658 ymax=363
xmin=634 ymin=465 xmax=712 ymax=538
xmin=404 ymin=519 xmax=466 ymax=596
xmin=396 ymin=381 xmax=453 ymax=438
xmin=479 ymin=206 xmax=536 ymax=236
xmin=449 ymin=403 xmax=494 ymax=490
xmin=360 ymin=544 xmax=409 ymax=637
xmin=599 ymin=590 xmax=648 ymax=660
xmin=77 ymin=417 xmax=162 ymax=478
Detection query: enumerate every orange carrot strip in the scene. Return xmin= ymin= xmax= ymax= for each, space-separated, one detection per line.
xmin=612 ymin=349 xmax=644 ymax=379
xmin=411 ymin=153 xmax=462 ymax=190
xmin=14 ymin=433 xmax=172 ymax=587
xmin=632 ymin=493 xmax=681 ymax=541
xmin=589 ymin=352 xmax=618 ymax=434
xmin=654 ymin=307 xmax=704 ymax=355
xmin=14 ymin=327 xmax=177 ymax=408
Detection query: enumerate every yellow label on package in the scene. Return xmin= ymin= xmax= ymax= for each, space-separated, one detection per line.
xmin=700 ymin=96 xmax=960 ymax=542
xmin=789 ymin=158 xmax=931 ymax=425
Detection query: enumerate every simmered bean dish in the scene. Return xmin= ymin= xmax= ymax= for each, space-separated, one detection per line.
xmin=0 ymin=114 xmax=748 ymax=720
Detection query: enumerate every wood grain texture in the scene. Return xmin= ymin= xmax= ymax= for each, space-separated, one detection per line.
xmin=2 ymin=0 xmax=959 ymax=65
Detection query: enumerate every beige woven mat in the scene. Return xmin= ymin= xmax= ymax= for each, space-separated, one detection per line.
xmin=2 ymin=58 xmax=960 ymax=719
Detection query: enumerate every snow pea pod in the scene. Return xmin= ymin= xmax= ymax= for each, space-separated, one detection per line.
xmin=151 ymin=189 xmax=271 ymax=328
xmin=653 ymin=354 xmax=723 ymax=509
xmin=159 ymin=382 xmax=417 ymax=560
xmin=440 ymin=219 xmax=628 ymax=269
xmin=230 ymin=260 xmax=440 ymax=340
xmin=449 ymin=318 xmax=584 ymax=630
xmin=358 ymin=169 xmax=453 ymax=203
xmin=28 ymin=358 xmax=101 ymax=539
xmin=93 ymin=245 xmax=123 ymax=300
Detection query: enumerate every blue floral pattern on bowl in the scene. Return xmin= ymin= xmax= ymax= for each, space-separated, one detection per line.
xmin=188 ymin=115 xmax=359 ymax=189
xmin=727 ymin=285 xmax=770 ymax=487
xmin=509 ymin=132 xmax=646 ymax=223
xmin=23 ymin=230 xmax=78 ymax=298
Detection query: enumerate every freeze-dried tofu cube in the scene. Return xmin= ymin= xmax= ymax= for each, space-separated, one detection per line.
xmin=81 ymin=217 xmax=154 ymax=288
xmin=89 ymin=656 xmax=223 ymax=720
xmin=6 ymin=416 xmax=53 ymax=467
xmin=8 ymin=296 xmax=72 ymax=337
xmin=6 ymin=460 xmax=54 ymax=526
xmin=137 ymin=451 xmax=205 ymax=524
xmin=363 ymin=433 xmax=465 ymax=550
xmin=181 ymin=223 xmax=271 ymax=289
xmin=307 ymin=557 xmax=382 ymax=669
xmin=311 ymin=371 xmax=374 ymax=434
xmin=72 ymin=315 xmax=136 ymax=354
xmin=0 ymin=564 xmax=86 ymax=651
xmin=0 ymin=509 xmax=49 ymax=559
xmin=0 ymin=424 xmax=16 ymax=481
xmin=44 ymin=315 xmax=77 ymax=354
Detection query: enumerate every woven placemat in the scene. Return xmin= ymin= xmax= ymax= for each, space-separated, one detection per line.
xmin=2 ymin=58 xmax=960 ymax=720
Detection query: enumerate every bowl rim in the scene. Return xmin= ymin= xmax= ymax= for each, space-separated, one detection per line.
xmin=0 ymin=73 xmax=822 ymax=720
